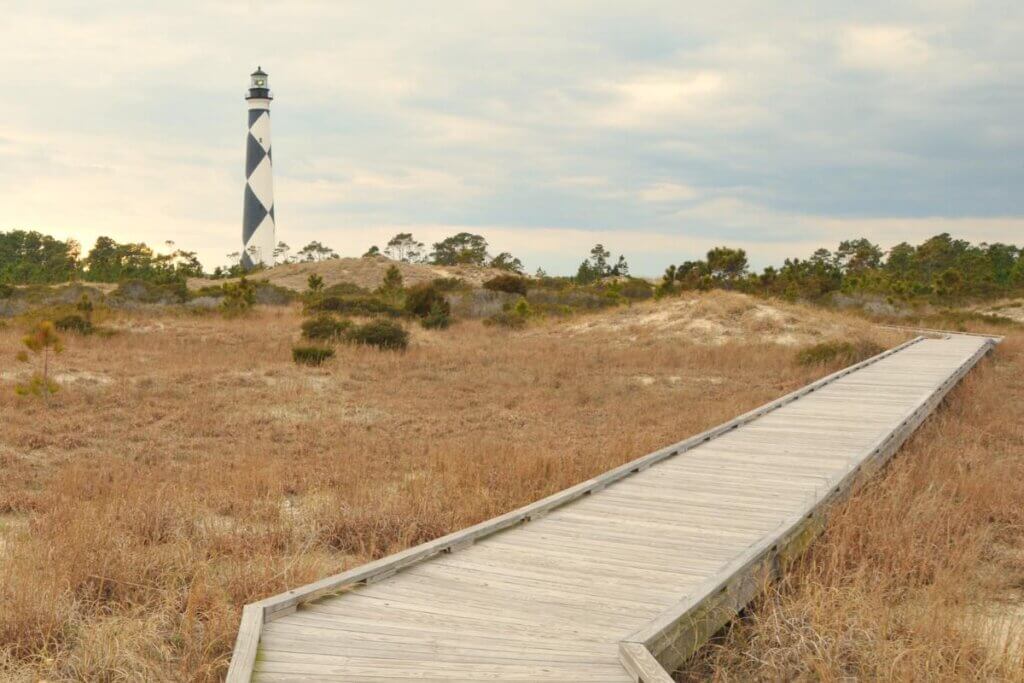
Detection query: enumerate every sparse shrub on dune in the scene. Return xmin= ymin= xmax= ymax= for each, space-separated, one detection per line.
xmin=346 ymin=319 xmax=409 ymax=350
xmin=219 ymin=278 xmax=255 ymax=317
xmin=54 ymin=314 xmax=93 ymax=335
xmin=431 ymin=277 xmax=468 ymax=293
xmin=309 ymin=295 xmax=403 ymax=318
xmin=485 ymin=298 xmax=533 ymax=329
xmin=403 ymin=282 xmax=448 ymax=318
xmin=421 ymin=300 xmax=451 ymax=330
xmin=14 ymin=321 xmax=63 ymax=402
xmin=483 ymin=274 xmax=529 ymax=296
xmin=300 ymin=314 xmax=352 ymax=341
xmin=292 ymin=345 xmax=335 ymax=366
xmin=795 ymin=339 xmax=885 ymax=368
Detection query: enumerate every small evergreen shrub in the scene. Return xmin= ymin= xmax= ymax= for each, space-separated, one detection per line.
xmin=301 ymin=314 xmax=352 ymax=341
xmin=292 ymin=345 xmax=335 ymax=366
xmin=55 ymin=314 xmax=94 ymax=335
xmin=0 ymin=283 xmax=14 ymax=298
xmin=220 ymin=277 xmax=256 ymax=316
xmin=421 ymin=300 xmax=451 ymax=329
xmin=404 ymin=283 xmax=450 ymax=318
xmin=483 ymin=274 xmax=529 ymax=296
xmin=346 ymin=319 xmax=409 ymax=350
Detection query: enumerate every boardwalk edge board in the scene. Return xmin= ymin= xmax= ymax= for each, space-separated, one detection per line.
xmin=227 ymin=333 xmax=997 ymax=681
xmin=618 ymin=334 xmax=996 ymax=681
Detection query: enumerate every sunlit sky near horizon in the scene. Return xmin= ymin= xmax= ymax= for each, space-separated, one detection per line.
xmin=3 ymin=2 xmax=1023 ymax=274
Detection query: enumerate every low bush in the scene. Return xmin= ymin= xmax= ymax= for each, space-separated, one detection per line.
xmin=110 ymin=279 xmax=188 ymax=304
xmin=485 ymin=298 xmax=533 ymax=329
xmin=220 ymin=277 xmax=256 ymax=317
xmin=310 ymin=295 xmax=403 ymax=318
xmin=292 ymin=345 xmax=335 ymax=366
xmin=322 ymin=282 xmax=369 ymax=297
xmin=347 ymin=319 xmax=409 ymax=350
xmin=54 ymin=314 xmax=94 ymax=335
xmin=301 ymin=314 xmax=352 ymax=341
xmin=404 ymin=283 xmax=449 ymax=319
xmin=0 ymin=283 xmax=14 ymax=298
xmin=431 ymin=277 xmax=468 ymax=292
xmin=483 ymin=274 xmax=529 ymax=296
xmin=421 ymin=300 xmax=451 ymax=330
xmin=796 ymin=339 xmax=885 ymax=367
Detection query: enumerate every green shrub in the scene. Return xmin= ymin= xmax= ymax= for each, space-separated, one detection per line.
xmin=485 ymin=298 xmax=533 ymax=329
xmin=311 ymin=295 xmax=403 ymax=318
xmin=421 ymin=300 xmax=451 ymax=329
xmin=253 ymin=281 xmax=296 ymax=305
xmin=292 ymin=345 xmax=335 ymax=366
xmin=483 ymin=274 xmax=529 ymax=296
xmin=54 ymin=314 xmax=94 ymax=335
xmin=301 ymin=314 xmax=352 ymax=341
xmin=0 ymin=283 xmax=14 ymax=298
xmin=322 ymin=282 xmax=369 ymax=297
xmin=796 ymin=339 xmax=885 ymax=367
xmin=404 ymin=283 xmax=449 ymax=318
xmin=618 ymin=278 xmax=655 ymax=300
xmin=220 ymin=277 xmax=256 ymax=316
xmin=346 ymin=319 xmax=409 ymax=350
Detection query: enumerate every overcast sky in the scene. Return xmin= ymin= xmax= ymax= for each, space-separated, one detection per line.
xmin=2 ymin=2 xmax=1022 ymax=274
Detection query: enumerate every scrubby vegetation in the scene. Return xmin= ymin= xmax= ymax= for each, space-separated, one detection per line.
xmin=795 ymin=339 xmax=886 ymax=368
xmin=54 ymin=314 xmax=93 ymax=336
xmin=13 ymin=321 xmax=63 ymax=402
xmin=346 ymin=319 xmax=410 ymax=350
xmin=300 ymin=314 xmax=352 ymax=341
xmin=292 ymin=344 xmax=335 ymax=366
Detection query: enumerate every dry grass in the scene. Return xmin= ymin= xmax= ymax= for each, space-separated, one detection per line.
xmin=682 ymin=332 xmax=1024 ymax=681
xmin=0 ymin=295 xmax=902 ymax=681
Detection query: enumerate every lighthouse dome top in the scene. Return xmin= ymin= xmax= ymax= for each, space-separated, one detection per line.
xmin=246 ymin=66 xmax=272 ymax=101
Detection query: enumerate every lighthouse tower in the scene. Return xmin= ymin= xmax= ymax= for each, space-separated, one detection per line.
xmin=241 ymin=67 xmax=275 ymax=268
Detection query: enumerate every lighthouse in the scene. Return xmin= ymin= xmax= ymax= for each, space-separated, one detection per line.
xmin=241 ymin=66 xmax=275 ymax=268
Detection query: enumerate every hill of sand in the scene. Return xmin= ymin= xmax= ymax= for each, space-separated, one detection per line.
xmin=540 ymin=290 xmax=904 ymax=347
xmin=188 ymin=256 xmax=505 ymax=292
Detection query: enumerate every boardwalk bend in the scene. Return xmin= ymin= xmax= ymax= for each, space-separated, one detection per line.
xmin=228 ymin=332 xmax=998 ymax=682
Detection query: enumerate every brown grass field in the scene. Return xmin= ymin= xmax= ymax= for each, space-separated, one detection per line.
xmin=0 ymin=291 xmax=1019 ymax=680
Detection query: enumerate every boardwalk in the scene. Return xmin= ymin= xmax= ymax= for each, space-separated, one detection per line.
xmin=229 ymin=333 xmax=996 ymax=682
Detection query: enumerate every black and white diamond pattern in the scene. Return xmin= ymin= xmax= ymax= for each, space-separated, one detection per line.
xmin=242 ymin=106 xmax=274 ymax=268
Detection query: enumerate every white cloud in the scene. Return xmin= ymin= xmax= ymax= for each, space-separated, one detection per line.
xmin=838 ymin=25 xmax=933 ymax=71
xmin=638 ymin=182 xmax=700 ymax=203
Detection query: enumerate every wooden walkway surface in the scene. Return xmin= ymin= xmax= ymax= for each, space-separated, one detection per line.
xmin=229 ymin=333 xmax=996 ymax=682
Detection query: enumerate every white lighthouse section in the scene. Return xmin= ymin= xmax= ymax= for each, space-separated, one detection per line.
xmin=242 ymin=67 xmax=275 ymax=269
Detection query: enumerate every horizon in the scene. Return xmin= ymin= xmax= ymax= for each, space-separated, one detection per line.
xmin=3 ymin=3 xmax=1023 ymax=275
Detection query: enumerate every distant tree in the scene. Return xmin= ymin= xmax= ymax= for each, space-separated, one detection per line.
xmin=385 ymin=233 xmax=425 ymax=262
xmin=706 ymin=247 xmax=748 ymax=284
xmin=297 ymin=241 xmax=338 ymax=262
xmin=0 ymin=230 xmax=81 ymax=284
xmin=273 ymin=241 xmax=291 ymax=263
xmin=430 ymin=233 xmax=490 ymax=266
xmin=489 ymin=252 xmax=524 ymax=273
xmin=835 ymin=238 xmax=883 ymax=275
xmin=363 ymin=245 xmax=381 ymax=257
xmin=610 ymin=255 xmax=629 ymax=277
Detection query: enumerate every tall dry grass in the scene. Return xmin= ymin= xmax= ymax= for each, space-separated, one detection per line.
xmin=682 ymin=332 xmax=1024 ymax=681
xmin=0 ymin=300 xmax=897 ymax=681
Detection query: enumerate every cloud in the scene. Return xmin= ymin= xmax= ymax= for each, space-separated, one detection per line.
xmin=837 ymin=25 xmax=933 ymax=71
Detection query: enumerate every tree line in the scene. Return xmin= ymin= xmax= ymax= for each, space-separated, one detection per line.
xmin=1 ymin=228 xmax=1021 ymax=303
